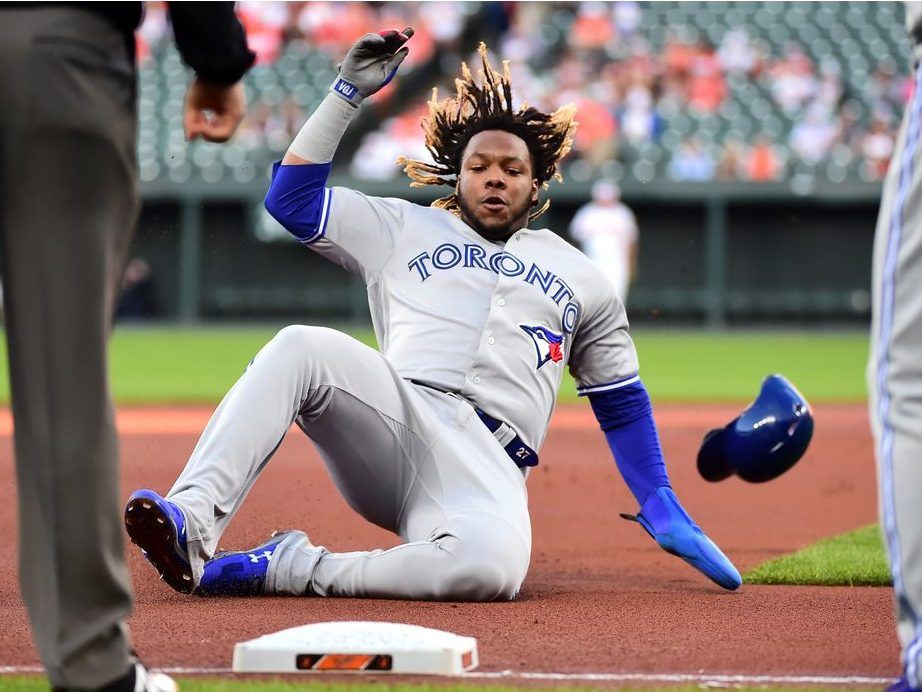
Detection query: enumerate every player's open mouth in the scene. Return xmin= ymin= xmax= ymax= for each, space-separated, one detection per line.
xmin=481 ymin=196 xmax=507 ymax=212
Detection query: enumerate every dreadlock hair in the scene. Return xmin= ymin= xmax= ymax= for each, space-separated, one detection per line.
xmin=396 ymin=43 xmax=578 ymax=222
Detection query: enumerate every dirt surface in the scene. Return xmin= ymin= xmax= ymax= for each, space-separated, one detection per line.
xmin=0 ymin=403 xmax=900 ymax=680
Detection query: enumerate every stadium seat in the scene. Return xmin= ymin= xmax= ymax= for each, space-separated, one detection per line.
xmin=134 ymin=1 xmax=908 ymax=185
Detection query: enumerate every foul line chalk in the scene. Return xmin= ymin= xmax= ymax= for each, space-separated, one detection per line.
xmin=468 ymin=671 xmax=894 ymax=685
xmin=0 ymin=665 xmax=895 ymax=685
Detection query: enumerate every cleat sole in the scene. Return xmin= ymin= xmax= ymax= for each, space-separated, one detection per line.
xmin=125 ymin=495 xmax=193 ymax=594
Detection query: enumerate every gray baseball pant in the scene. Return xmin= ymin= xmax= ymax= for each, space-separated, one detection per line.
xmin=0 ymin=8 xmax=138 ymax=689
xmin=168 ymin=326 xmax=532 ymax=601
xmin=868 ymin=60 xmax=922 ymax=685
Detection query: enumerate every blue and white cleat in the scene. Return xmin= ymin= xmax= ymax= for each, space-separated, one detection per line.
xmin=195 ymin=530 xmax=303 ymax=597
xmin=124 ymin=489 xmax=193 ymax=594
xmin=887 ymin=675 xmax=920 ymax=692
xmin=621 ymin=486 xmax=742 ymax=591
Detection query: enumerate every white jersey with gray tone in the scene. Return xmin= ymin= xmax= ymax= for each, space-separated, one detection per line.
xmin=907 ymin=1 xmax=922 ymax=42
xmin=310 ymin=186 xmax=639 ymax=450
xmin=164 ymin=186 xmax=639 ymax=601
xmin=870 ymin=5 xmax=922 ymax=682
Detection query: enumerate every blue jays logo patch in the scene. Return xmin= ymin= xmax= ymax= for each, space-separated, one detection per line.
xmin=520 ymin=324 xmax=565 ymax=370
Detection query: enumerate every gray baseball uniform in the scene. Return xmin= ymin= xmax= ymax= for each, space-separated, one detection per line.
xmin=166 ymin=182 xmax=639 ymax=600
xmin=869 ymin=2 xmax=922 ymax=684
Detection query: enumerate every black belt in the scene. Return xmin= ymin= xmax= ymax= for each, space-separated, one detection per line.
xmin=408 ymin=379 xmax=539 ymax=469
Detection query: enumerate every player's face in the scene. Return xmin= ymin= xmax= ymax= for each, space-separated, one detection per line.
xmin=456 ymin=130 xmax=539 ymax=242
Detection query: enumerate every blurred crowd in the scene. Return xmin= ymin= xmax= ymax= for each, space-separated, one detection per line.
xmin=137 ymin=1 xmax=910 ymax=184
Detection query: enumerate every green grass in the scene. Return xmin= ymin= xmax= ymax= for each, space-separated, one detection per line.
xmin=628 ymin=331 xmax=869 ymax=403
xmin=745 ymin=524 xmax=891 ymax=587
xmin=0 ymin=326 xmax=869 ymax=405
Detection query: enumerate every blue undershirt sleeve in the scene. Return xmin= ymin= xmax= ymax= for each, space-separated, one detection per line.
xmin=586 ymin=380 xmax=671 ymax=505
xmin=264 ymin=161 xmax=332 ymax=244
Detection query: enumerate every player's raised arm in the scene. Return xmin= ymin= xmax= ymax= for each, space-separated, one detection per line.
xmin=282 ymin=28 xmax=413 ymax=166
xmin=263 ymin=30 xmax=413 ymax=275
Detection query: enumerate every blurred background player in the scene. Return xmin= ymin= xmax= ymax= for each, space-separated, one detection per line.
xmin=569 ymin=179 xmax=639 ymax=304
xmin=869 ymin=3 xmax=922 ymax=690
xmin=0 ymin=3 xmax=253 ymax=690
xmin=117 ymin=258 xmax=159 ymax=321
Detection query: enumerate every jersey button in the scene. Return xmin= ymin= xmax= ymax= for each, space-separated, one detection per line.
xmin=488 ymin=337 xmax=495 ymax=345
xmin=473 ymin=376 xmax=482 ymax=384
xmin=498 ymin=299 xmax=506 ymax=306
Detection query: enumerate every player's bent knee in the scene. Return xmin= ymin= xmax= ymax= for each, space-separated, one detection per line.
xmin=437 ymin=533 xmax=529 ymax=602
xmin=267 ymin=325 xmax=343 ymax=360
xmin=273 ymin=324 xmax=325 ymax=347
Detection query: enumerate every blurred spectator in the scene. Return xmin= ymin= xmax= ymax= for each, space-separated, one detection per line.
xmin=768 ymin=42 xmax=817 ymax=116
xmin=789 ymin=104 xmax=839 ymax=164
xmin=745 ymin=135 xmax=784 ymax=182
xmin=687 ymin=41 xmax=726 ymax=113
xmin=572 ymin=1 xmax=616 ymax=51
xmin=869 ymin=58 xmax=909 ymax=122
xmin=238 ymin=1 xmax=289 ymax=64
xmin=296 ymin=1 xmax=376 ymax=54
xmin=569 ymin=180 xmax=639 ymax=302
xmin=613 ymin=1 xmax=642 ymax=40
xmin=717 ymin=138 xmax=746 ymax=180
xmin=117 ymin=258 xmax=158 ymax=320
xmin=236 ymin=102 xmax=272 ymax=150
xmin=717 ymin=28 xmax=757 ymax=76
xmin=571 ymin=97 xmax=619 ymax=168
xmin=280 ymin=97 xmax=306 ymax=137
xmin=499 ymin=4 xmax=544 ymax=64
xmin=815 ymin=58 xmax=844 ymax=114
xmin=237 ymin=96 xmax=304 ymax=153
xmin=620 ymin=82 xmax=660 ymax=145
xmin=861 ymin=117 xmax=896 ymax=181
xmin=417 ymin=2 xmax=465 ymax=46
xmin=668 ymin=137 xmax=716 ymax=181
xmin=351 ymin=102 xmax=431 ymax=180
xmin=136 ymin=1 xmax=168 ymax=65
xmin=836 ymin=99 xmax=865 ymax=151
xmin=663 ymin=30 xmax=697 ymax=90
xmin=351 ymin=131 xmax=405 ymax=180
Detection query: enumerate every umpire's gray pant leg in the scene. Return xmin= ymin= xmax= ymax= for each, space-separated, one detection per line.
xmin=869 ymin=61 xmax=922 ymax=685
xmin=0 ymin=8 xmax=138 ymax=688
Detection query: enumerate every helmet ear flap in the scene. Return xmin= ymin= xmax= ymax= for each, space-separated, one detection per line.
xmin=697 ymin=427 xmax=734 ymax=482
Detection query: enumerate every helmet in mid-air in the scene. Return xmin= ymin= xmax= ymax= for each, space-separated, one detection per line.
xmin=697 ymin=374 xmax=813 ymax=483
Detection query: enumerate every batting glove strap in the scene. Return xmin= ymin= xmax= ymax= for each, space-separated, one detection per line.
xmin=330 ymin=77 xmax=363 ymax=106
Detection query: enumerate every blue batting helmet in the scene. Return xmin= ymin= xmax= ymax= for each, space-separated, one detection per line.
xmin=697 ymin=374 xmax=814 ymax=483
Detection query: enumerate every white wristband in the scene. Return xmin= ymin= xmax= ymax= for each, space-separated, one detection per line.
xmin=287 ymin=93 xmax=359 ymax=163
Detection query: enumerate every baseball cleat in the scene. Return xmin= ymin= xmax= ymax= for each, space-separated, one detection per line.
xmin=128 ymin=660 xmax=178 ymax=692
xmin=621 ymin=486 xmax=742 ymax=591
xmin=124 ymin=489 xmax=193 ymax=594
xmin=195 ymin=530 xmax=304 ymax=597
xmin=887 ymin=676 xmax=920 ymax=692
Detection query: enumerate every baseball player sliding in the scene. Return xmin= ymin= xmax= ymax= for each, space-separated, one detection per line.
xmin=125 ymin=29 xmax=741 ymax=600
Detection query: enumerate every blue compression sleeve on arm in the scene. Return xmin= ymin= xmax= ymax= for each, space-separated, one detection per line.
xmin=264 ymin=161 xmax=332 ymax=244
xmin=586 ymin=380 xmax=670 ymax=505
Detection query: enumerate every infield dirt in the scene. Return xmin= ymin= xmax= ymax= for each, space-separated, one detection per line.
xmin=0 ymin=403 xmax=898 ymax=679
